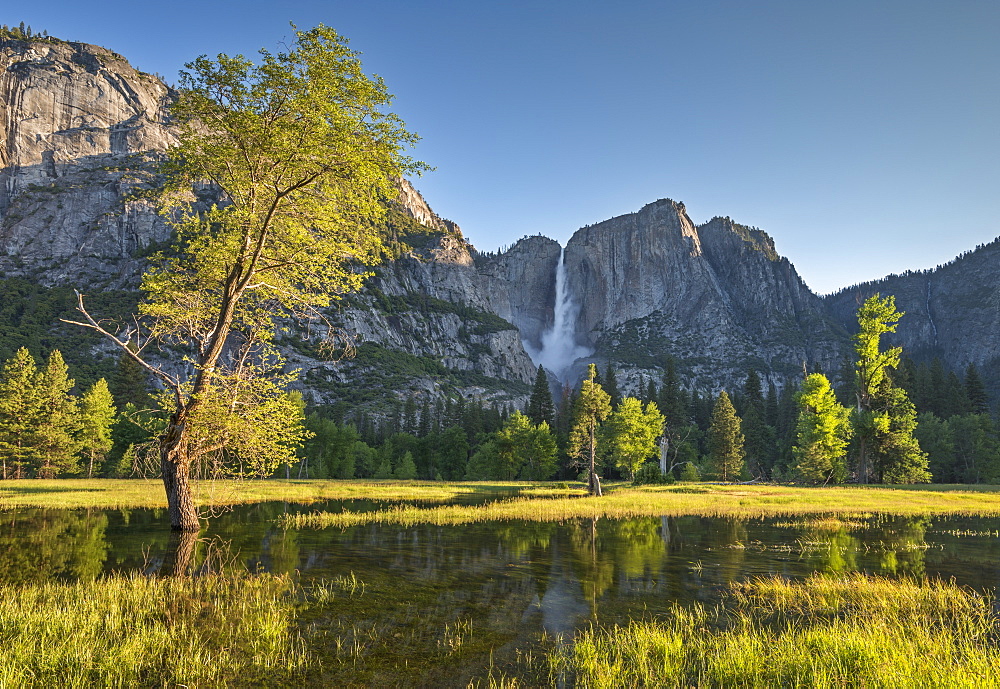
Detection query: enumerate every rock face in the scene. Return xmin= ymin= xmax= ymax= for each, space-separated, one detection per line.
xmin=1 ymin=36 xmax=997 ymax=410
xmin=824 ymin=237 xmax=1000 ymax=392
xmin=0 ymin=37 xmax=175 ymax=286
xmin=564 ymin=200 xmax=847 ymax=390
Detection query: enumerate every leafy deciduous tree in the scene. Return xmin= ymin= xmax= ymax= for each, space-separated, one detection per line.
xmin=66 ymin=25 xmax=422 ymax=530
xmin=601 ymin=397 xmax=665 ymax=480
xmin=792 ymin=374 xmax=852 ymax=484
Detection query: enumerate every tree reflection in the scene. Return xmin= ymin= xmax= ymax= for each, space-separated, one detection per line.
xmin=0 ymin=509 xmax=109 ymax=583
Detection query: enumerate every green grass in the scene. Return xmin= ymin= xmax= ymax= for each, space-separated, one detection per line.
xmin=0 ymin=479 xmax=515 ymax=510
xmin=0 ymin=572 xmax=312 ymax=687
xmin=544 ymin=574 xmax=1000 ymax=688
xmin=11 ymin=480 xmax=1000 ymax=522
xmin=282 ymin=482 xmax=1000 ymax=529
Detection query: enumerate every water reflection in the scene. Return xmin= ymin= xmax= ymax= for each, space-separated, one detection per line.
xmin=1 ymin=503 xmax=998 ymax=622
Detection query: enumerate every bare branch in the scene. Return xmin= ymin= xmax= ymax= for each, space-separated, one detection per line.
xmin=62 ymin=291 xmax=184 ymax=404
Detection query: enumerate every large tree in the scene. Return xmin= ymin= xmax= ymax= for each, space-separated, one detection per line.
xmin=78 ymin=378 xmax=117 ymax=479
xmin=852 ymin=294 xmax=928 ymax=483
xmin=67 ymin=25 xmax=422 ymax=530
xmin=33 ymin=351 xmax=80 ymax=479
xmin=601 ymin=397 xmax=665 ymax=480
xmin=792 ymin=373 xmax=852 ymax=484
xmin=494 ymin=411 xmax=558 ymax=480
xmin=569 ymin=364 xmax=612 ymax=495
xmin=526 ymin=365 xmax=555 ymax=428
xmin=707 ymin=391 xmax=744 ymax=482
xmin=0 ymin=348 xmax=42 ymax=479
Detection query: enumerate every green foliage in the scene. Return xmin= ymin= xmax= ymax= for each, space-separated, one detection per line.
xmin=33 ymin=351 xmax=80 ymax=478
xmin=601 ymin=398 xmax=665 ymax=480
xmin=0 ymin=278 xmax=134 ymax=391
xmin=464 ymin=440 xmax=499 ymax=480
xmin=870 ymin=383 xmax=931 ymax=484
xmin=0 ymin=347 xmax=43 ymax=477
xmin=947 ymin=413 xmax=1000 ymax=484
xmin=678 ymin=462 xmax=701 ymax=482
xmin=633 ymin=461 xmax=674 ymax=485
xmin=77 ymin=379 xmax=116 ymax=478
xmin=393 ymin=451 xmax=418 ymax=480
xmin=496 ymin=411 xmax=558 ymax=480
xmin=707 ymin=391 xmax=744 ymax=481
xmin=853 ymin=295 xmax=929 ymax=484
xmin=792 ymin=374 xmax=852 ymax=484
xmin=527 ymin=365 xmax=555 ymax=428
xmin=569 ymin=364 xmax=613 ymax=494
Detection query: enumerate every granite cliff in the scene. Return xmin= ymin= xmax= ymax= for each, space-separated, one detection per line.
xmin=824 ymin=238 xmax=1000 ymax=394
xmin=0 ymin=36 xmax=174 ymax=287
xmin=0 ymin=35 xmax=996 ymax=412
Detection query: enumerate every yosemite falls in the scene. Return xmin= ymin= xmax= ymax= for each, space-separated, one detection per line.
xmin=524 ymin=248 xmax=593 ymax=384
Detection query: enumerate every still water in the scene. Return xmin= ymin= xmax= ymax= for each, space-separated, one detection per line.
xmin=5 ymin=497 xmax=1000 ymax=682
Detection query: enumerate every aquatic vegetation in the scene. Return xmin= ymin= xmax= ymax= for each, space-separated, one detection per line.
xmin=0 ymin=572 xmax=311 ymax=686
xmin=546 ymin=574 xmax=1000 ymax=688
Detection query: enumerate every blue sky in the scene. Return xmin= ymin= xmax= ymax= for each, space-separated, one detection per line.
xmin=11 ymin=1 xmax=999 ymax=294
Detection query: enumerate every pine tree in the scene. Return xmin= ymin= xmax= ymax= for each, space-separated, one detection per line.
xmin=603 ymin=361 xmax=621 ymax=409
xmin=34 ymin=350 xmax=80 ymax=478
xmin=658 ymin=358 xmax=686 ymax=425
xmin=568 ymin=364 xmax=612 ymax=495
xmin=78 ymin=378 xmax=116 ymax=478
xmin=0 ymin=347 xmax=43 ymax=478
xmin=707 ymin=391 xmax=744 ymax=482
xmin=401 ymin=395 xmax=418 ymax=435
xmin=741 ymin=370 xmax=774 ymax=478
xmin=417 ymin=396 xmax=432 ymax=438
xmin=527 ymin=365 xmax=556 ymax=427
xmin=792 ymin=374 xmax=852 ymax=484
xmin=965 ymin=364 xmax=990 ymax=415
xmin=645 ymin=378 xmax=658 ymax=406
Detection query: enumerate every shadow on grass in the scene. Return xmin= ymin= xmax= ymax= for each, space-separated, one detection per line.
xmin=0 ymin=485 xmax=104 ymax=495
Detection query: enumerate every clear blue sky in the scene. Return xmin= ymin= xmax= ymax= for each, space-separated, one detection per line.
xmin=12 ymin=1 xmax=1000 ymax=294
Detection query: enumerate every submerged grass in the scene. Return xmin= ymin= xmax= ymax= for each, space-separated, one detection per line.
xmin=547 ymin=574 xmax=1000 ymax=688
xmin=0 ymin=571 xmax=313 ymax=687
xmin=283 ymin=483 xmax=1000 ymax=529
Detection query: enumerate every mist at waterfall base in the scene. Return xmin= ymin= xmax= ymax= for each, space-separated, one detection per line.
xmin=524 ymin=248 xmax=593 ymax=385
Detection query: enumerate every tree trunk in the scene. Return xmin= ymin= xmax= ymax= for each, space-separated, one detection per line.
xmin=161 ymin=426 xmax=200 ymax=531
xmin=588 ymin=418 xmax=602 ymax=496
xmin=163 ymin=530 xmax=199 ymax=577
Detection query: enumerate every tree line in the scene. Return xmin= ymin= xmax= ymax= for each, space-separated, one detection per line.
xmin=3 ymin=293 xmax=994 ymax=488
xmin=0 ymin=348 xmax=115 ymax=478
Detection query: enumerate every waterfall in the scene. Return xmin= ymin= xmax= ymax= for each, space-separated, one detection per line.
xmin=525 ymin=248 xmax=593 ymax=383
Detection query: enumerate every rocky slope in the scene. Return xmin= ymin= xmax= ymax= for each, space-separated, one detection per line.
xmin=0 ymin=35 xmax=996 ymax=411
xmin=0 ymin=36 xmax=175 ymax=287
xmin=564 ymin=200 xmax=848 ymax=390
xmin=824 ymin=237 xmax=1000 ymax=392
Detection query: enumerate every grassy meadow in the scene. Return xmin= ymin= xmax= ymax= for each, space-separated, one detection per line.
xmin=6 ymin=478 xmax=1000 ymax=518
xmin=4 ymin=479 xmax=1000 ymax=685
xmin=281 ymin=481 xmax=1000 ymax=529
xmin=541 ymin=574 xmax=1000 ymax=688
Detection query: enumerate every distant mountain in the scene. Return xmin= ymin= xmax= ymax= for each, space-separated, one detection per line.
xmin=824 ymin=238 xmax=1000 ymax=396
xmin=0 ymin=35 xmax=996 ymax=413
